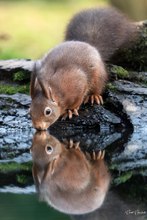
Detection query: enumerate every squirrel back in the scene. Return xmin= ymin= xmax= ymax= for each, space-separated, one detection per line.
xmin=30 ymin=41 xmax=107 ymax=130
xmin=65 ymin=7 xmax=138 ymax=61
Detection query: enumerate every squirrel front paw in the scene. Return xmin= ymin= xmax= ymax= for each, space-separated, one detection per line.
xmin=85 ymin=150 xmax=105 ymax=160
xmin=61 ymin=108 xmax=79 ymax=120
xmin=62 ymin=139 xmax=81 ymax=151
xmin=68 ymin=139 xmax=81 ymax=150
xmin=84 ymin=94 xmax=104 ymax=105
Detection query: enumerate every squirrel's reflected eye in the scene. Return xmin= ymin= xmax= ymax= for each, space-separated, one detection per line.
xmin=44 ymin=107 xmax=52 ymax=117
xmin=28 ymin=108 xmax=30 ymax=114
xmin=45 ymin=145 xmax=53 ymax=154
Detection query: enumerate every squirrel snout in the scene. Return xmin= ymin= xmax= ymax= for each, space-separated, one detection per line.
xmin=33 ymin=121 xmax=48 ymax=131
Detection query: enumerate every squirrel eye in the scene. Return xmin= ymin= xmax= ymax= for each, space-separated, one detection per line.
xmin=44 ymin=107 xmax=52 ymax=117
xmin=45 ymin=145 xmax=53 ymax=154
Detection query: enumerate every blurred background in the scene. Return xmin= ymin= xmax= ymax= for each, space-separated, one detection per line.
xmin=0 ymin=0 xmax=147 ymax=60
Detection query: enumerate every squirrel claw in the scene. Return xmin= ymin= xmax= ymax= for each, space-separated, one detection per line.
xmin=68 ymin=140 xmax=81 ymax=150
xmin=68 ymin=108 xmax=79 ymax=119
xmin=61 ymin=113 xmax=68 ymax=120
xmin=91 ymin=95 xmax=103 ymax=105
xmin=61 ymin=108 xmax=79 ymax=120
xmin=84 ymin=95 xmax=103 ymax=105
xmin=69 ymin=139 xmax=74 ymax=148
xmin=73 ymin=109 xmax=79 ymax=116
xmin=90 ymin=150 xmax=105 ymax=160
xmin=92 ymin=150 xmax=96 ymax=160
xmin=68 ymin=110 xmax=73 ymax=119
xmin=74 ymin=142 xmax=81 ymax=150
xmin=97 ymin=150 xmax=105 ymax=160
xmin=98 ymin=95 xmax=104 ymax=105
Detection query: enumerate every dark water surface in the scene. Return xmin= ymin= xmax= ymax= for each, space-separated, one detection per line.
xmin=0 ymin=131 xmax=146 ymax=220
xmin=0 ymin=190 xmax=146 ymax=220
xmin=0 ymin=193 xmax=70 ymax=220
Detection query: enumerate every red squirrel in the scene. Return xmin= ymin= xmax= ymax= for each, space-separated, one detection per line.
xmin=31 ymin=131 xmax=110 ymax=215
xmin=30 ymin=7 xmax=138 ymax=130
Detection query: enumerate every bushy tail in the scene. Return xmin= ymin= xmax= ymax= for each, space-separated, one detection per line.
xmin=65 ymin=7 xmax=139 ymax=61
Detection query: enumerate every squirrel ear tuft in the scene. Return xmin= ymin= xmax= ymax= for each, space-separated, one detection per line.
xmin=30 ymin=61 xmax=42 ymax=99
xmin=38 ymin=79 xmax=50 ymax=99
xmin=44 ymin=157 xmax=59 ymax=178
xmin=30 ymin=62 xmax=37 ymax=99
xmin=49 ymin=86 xmax=58 ymax=105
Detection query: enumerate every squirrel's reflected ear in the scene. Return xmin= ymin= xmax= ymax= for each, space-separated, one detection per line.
xmin=28 ymin=108 xmax=31 ymax=115
xmin=30 ymin=146 xmax=33 ymax=153
xmin=32 ymin=164 xmax=41 ymax=189
xmin=43 ymin=156 xmax=59 ymax=179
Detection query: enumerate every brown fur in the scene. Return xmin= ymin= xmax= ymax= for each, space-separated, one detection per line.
xmin=31 ymin=131 xmax=110 ymax=215
xmin=30 ymin=41 xmax=107 ymax=130
xmin=65 ymin=7 xmax=138 ymax=61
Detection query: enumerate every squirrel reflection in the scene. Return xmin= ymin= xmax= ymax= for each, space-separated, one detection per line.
xmin=30 ymin=131 xmax=111 ymax=215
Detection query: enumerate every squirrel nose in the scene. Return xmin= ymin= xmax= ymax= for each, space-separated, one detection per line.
xmin=33 ymin=122 xmax=48 ymax=131
xmin=36 ymin=126 xmax=47 ymax=131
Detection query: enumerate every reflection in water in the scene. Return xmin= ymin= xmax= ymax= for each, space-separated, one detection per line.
xmin=30 ymin=131 xmax=110 ymax=215
xmin=71 ymin=191 xmax=147 ymax=220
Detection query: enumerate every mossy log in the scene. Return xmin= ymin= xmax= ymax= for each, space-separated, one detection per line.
xmin=0 ymin=59 xmax=34 ymax=81
xmin=110 ymin=21 xmax=147 ymax=70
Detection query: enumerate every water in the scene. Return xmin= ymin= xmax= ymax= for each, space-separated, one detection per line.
xmin=0 ymin=131 xmax=146 ymax=220
xmin=0 ymin=190 xmax=146 ymax=220
xmin=0 ymin=193 xmax=70 ymax=220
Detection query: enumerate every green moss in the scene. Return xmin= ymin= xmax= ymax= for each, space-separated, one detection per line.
xmin=115 ymin=24 xmax=147 ymax=71
xmin=0 ymin=84 xmax=30 ymax=95
xmin=113 ymin=172 xmax=133 ymax=186
xmin=106 ymin=83 xmax=117 ymax=91
xmin=110 ymin=65 xmax=129 ymax=78
xmin=16 ymin=174 xmax=28 ymax=185
xmin=13 ymin=71 xmax=30 ymax=82
xmin=0 ymin=162 xmax=32 ymax=172
xmin=114 ymin=174 xmax=147 ymax=203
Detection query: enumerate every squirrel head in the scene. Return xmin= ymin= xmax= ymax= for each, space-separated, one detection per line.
xmin=30 ymin=131 xmax=89 ymax=182
xmin=30 ymin=61 xmax=61 ymax=130
xmin=30 ymin=131 xmax=64 ymax=168
xmin=30 ymin=91 xmax=61 ymax=130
